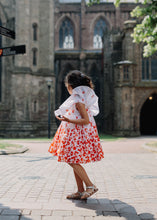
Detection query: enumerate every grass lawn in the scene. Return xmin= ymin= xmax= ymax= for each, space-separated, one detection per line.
xmin=0 ymin=142 xmax=23 ymax=150
xmin=99 ymin=134 xmax=124 ymax=141
xmin=146 ymin=142 xmax=157 ymax=148
xmin=0 ymin=138 xmax=50 ymax=142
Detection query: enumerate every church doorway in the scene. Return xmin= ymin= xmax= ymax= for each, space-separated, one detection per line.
xmin=140 ymin=93 xmax=157 ymax=135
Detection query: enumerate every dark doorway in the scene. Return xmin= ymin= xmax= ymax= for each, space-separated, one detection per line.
xmin=60 ymin=64 xmax=75 ymax=104
xmin=89 ymin=63 xmax=101 ymax=97
xmin=140 ymin=94 xmax=157 ymax=135
xmin=55 ymin=63 xmax=75 ymax=109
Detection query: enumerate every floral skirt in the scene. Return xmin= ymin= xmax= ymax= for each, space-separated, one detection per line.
xmin=48 ymin=122 xmax=104 ymax=164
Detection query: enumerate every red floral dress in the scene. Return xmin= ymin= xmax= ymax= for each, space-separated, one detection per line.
xmin=48 ymin=86 xmax=104 ymax=164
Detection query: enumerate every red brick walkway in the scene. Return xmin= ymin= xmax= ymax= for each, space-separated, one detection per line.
xmin=0 ymin=136 xmax=157 ymax=219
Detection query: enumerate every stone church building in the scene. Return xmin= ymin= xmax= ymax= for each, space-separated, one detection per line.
xmin=0 ymin=0 xmax=157 ymax=137
xmin=103 ymin=20 xmax=157 ymax=136
xmin=0 ymin=0 xmax=55 ymax=137
xmin=54 ymin=0 xmax=157 ymax=136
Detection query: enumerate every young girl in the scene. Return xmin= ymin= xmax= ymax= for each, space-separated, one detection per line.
xmin=48 ymin=70 xmax=104 ymax=200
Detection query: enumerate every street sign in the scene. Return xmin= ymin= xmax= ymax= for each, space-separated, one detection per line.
xmin=0 ymin=26 xmax=15 ymax=39
xmin=0 ymin=45 xmax=26 ymax=57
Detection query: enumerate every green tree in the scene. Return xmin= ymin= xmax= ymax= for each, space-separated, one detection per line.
xmin=88 ymin=0 xmax=157 ymax=57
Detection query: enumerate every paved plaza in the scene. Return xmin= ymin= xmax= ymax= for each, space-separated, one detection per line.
xmin=0 ymin=137 xmax=157 ymax=220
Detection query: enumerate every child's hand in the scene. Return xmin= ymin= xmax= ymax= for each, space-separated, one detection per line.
xmin=56 ymin=115 xmax=70 ymax=122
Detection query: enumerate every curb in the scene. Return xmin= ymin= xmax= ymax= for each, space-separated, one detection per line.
xmin=0 ymin=146 xmax=29 ymax=155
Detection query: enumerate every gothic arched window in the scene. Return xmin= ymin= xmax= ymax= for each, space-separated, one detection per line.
xmin=0 ymin=19 xmax=2 ymax=102
xmin=142 ymin=54 xmax=157 ymax=80
xmin=93 ymin=18 xmax=107 ymax=49
xmin=59 ymin=18 xmax=74 ymax=49
xmin=32 ymin=23 xmax=38 ymax=41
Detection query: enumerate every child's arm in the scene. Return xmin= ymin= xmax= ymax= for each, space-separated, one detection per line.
xmin=56 ymin=102 xmax=89 ymax=125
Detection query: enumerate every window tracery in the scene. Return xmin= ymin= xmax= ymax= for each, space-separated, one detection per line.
xmin=93 ymin=18 xmax=106 ymax=49
xmin=59 ymin=18 xmax=74 ymax=49
xmin=142 ymin=54 xmax=157 ymax=80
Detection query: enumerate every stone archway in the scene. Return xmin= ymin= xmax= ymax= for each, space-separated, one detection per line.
xmin=140 ymin=93 xmax=157 ymax=135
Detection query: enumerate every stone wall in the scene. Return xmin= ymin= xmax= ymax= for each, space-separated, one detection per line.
xmin=0 ymin=0 xmax=56 ymax=137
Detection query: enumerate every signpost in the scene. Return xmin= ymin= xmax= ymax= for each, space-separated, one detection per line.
xmin=0 ymin=26 xmax=26 ymax=103
xmin=0 ymin=26 xmax=15 ymax=39
xmin=0 ymin=26 xmax=26 ymax=56
xmin=0 ymin=45 xmax=26 ymax=57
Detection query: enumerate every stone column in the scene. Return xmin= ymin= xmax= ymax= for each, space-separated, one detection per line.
xmin=38 ymin=0 xmax=56 ymax=134
xmin=15 ymin=0 xmax=31 ymax=68
xmin=38 ymin=0 xmax=53 ymax=72
xmin=49 ymin=0 xmax=57 ymax=133
xmin=115 ymin=5 xmax=121 ymax=29
xmin=49 ymin=0 xmax=54 ymax=73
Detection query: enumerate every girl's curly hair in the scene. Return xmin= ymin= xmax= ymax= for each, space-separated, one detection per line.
xmin=65 ymin=70 xmax=94 ymax=89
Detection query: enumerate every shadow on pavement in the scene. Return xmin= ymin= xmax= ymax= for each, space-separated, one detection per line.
xmin=0 ymin=203 xmax=31 ymax=219
xmin=9 ymin=154 xmax=56 ymax=162
xmin=72 ymin=198 xmax=155 ymax=219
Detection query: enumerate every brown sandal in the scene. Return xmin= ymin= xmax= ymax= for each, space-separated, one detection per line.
xmin=66 ymin=191 xmax=83 ymax=200
xmin=81 ymin=185 xmax=98 ymax=200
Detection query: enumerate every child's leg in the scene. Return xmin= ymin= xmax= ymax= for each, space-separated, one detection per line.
xmin=66 ymin=164 xmax=85 ymax=199
xmin=69 ymin=163 xmax=93 ymax=187
xmin=68 ymin=163 xmax=98 ymax=199
xmin=73 ymin=170 xmax=85 ymax=192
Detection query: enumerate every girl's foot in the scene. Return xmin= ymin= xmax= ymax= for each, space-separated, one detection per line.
xmin=81 ymin=185 xmax=98 ymax=200
xmin=66 ymin=191 xmax=83 ymax=200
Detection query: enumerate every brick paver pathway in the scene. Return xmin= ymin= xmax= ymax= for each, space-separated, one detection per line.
xmin=0 ymin=137 xmax=157 ymax=219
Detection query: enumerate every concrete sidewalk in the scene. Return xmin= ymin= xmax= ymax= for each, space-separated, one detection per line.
xmin=0 ymin=137 xmax=157 ymax=219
